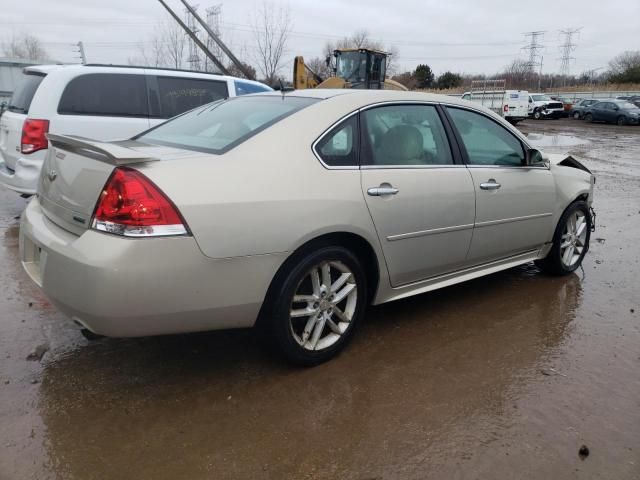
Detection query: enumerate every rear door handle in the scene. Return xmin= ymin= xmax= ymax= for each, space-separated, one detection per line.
xmin=367 ymin=186 xmax=399 ymax=196
xmin=479 ymin=179 xmax=501 ymax=191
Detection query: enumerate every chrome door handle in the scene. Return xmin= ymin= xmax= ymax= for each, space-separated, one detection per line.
xmin=367 ymin=186 xmax=399 ymax=196
xmin=479 ymin=179 xmax=501 ymax=190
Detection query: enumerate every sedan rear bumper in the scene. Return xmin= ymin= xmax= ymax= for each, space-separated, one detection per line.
xmin=19 ymin=197 xmax=286 ymax=337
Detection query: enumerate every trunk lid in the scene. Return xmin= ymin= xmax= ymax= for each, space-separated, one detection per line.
xmin=38 ymin=134 xmax=160 ymax=235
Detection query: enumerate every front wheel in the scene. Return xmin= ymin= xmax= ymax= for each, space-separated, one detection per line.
xmin=535 ymin=201 xmax=591 ymax=275
xmin=584 ymin=113 xmax=593 ymax=123
xmin=265 ymin=246 xmax=367 ymax=366
xmin=617 ymin=116 xmax=627 ymax=126
xmin=533 ymin=110 xmax=542 ymax=120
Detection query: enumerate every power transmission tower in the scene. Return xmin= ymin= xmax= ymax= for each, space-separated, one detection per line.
xmin=204 ymin=5 xmax=223 ymax=73
xmin=184 ymin=3 xmax=201 ymax=71
xmin=522 ymin=31 xmax=545 ymax=87
xmin=558 ymin=27 xmax=582 ymax=85
xmin=75 ymin=41 xmax=87 ymax=64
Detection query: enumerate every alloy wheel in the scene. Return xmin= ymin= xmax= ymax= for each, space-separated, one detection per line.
xmin=289 ymin=260 xmax=358 ymax=351
xmin=560 ymin=210 xmax=588 ymax=268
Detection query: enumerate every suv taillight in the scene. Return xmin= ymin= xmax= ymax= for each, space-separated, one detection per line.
xmin=92 ymin=167 xmax=189 ymax=237
xmin=21 ymin=119 xmax=49 ymax=154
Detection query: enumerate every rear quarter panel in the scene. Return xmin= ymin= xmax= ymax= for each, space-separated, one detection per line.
xmin=138 ymin=96 xmax=383 ymax=261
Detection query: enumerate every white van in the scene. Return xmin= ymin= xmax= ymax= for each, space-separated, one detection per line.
xmin=460 ymin=89 xmax=529 ymax=124
xmin=0 ymin=64 xmax=271 ymax=195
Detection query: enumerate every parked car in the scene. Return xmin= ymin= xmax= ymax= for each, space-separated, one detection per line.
xmin=20 ymin=90 xmax=595 ymax=365
xmin=0 ymin=64 xmax=272 ymax=195
xmin=570 ymin=99 xmax=601 ymax=119
xmin=528 ymin=93 xmax=565 ymax=119
xmin=583 ymin=100 xmax=640 ymax=125
xmin=550 ymin=96 xmax=574 ymax=117
xmin=460 ymin=89 xmax=529 ymax=124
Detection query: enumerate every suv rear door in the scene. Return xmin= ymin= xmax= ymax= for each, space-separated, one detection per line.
xmin=0 ymin=71 xmax=46 ymax=170
xmin=54 ymin=71 xmax=150 ymax=140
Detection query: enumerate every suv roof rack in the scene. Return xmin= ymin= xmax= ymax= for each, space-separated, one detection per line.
xmin=83 ymin=64 xmax=226 ymax=76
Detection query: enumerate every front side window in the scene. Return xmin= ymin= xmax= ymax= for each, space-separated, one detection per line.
xmin=136 ymin=95 xmax=318 ymax=154
xmin=234 ymin=80 xmax=271 ymax=96
xmin=58 ymin=74 xmax=148 ymax=117
xmin=156 ymin=77 xmax=228 ymax=118
xmin=532 ymin=94 xmax=552 ymax=102
xmin=315 ymin=116 xmax=358 ymax=167
xmin=447 ymin=107 xmax=524 ymax=167
xmin=361 ymin=104 xmax=453 ymax=166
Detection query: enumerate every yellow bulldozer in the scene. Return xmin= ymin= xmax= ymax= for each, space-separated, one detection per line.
xmin=293 ymin=48 xmax=408 ymax=91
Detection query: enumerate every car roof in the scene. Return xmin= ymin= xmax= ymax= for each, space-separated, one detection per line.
xmin=21 ymin=63 xmax=271 ymax=88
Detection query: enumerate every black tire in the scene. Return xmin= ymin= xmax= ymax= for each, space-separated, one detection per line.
xmin=617 ymin=116 xmax=626 ymax=126
xmin=584 ymin=113 xmax=593 ymax=123
xmin=535 ymin=200 xmax=592 ymax=276
xmin=264 ymin=246 xmax=368 ymax=366
xmin=533 ymin=109 xmax=542 ymax=120
xmin=573 ymin=111 xmax=581 ymax=119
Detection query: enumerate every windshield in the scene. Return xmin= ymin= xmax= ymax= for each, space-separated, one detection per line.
xmin=136 ymin=95 xmax=318 ymax=154
xmin=532 ymin=95 xmax=552 ymax=102
xmin=8 ymin=72 xmax=45 ymax=114
xmin=336 ymin=51 xmax=367 ymax=83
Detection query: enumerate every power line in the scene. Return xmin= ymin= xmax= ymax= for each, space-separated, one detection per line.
xmin=558 ymin=27 xmax=582 ymax=82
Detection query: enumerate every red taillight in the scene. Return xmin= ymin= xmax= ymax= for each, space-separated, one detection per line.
xmin=503 ymin=104 xmax=509 ymax=112
xmin=21 ymin=119 xmax=49 ymax=154
xmin=92 ymin=167 xmax=188 ymax=237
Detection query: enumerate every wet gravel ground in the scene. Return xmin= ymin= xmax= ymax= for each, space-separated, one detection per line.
xmin=1 ymin=118 xmax=639 ymax=479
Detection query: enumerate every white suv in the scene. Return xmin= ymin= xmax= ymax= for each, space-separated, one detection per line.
xmin=528 ymin=93 xmax=565 ymax=120
xmin=0 ymin=64 xmax=271 ymax=195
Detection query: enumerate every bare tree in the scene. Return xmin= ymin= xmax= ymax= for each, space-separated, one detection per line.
xmin=250 ymin=1 xmax=293 ymax=84
xmin=3 ymin=33 xmax=49 ymax=61
xmin=163 ymin=20 xmax=186 ymax=69
xmin=501 ymin=59 xmax=531 ymax=89
xmin=131 ymin=17 xmax=187 ymax=69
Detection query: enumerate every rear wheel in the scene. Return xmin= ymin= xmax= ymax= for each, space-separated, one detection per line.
xmin=584 ymin=113 xmax=593 ymax=123
xmin=617 ymin=116 xmax=627 ymax=126
xmin=535 ymin=201 xmax=591 ymax=275
xmin=265 ymin=246 xmax=367 ymax=366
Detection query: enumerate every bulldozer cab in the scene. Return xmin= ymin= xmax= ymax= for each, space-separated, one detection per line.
xmin=333 ymin=49 xmax=387 ymax=89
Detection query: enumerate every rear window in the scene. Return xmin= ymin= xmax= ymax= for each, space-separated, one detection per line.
xmin=58 ymin=73 xmax=148 ymax=117
xmin=136 ymin=95 xmax=318 ymax=154
xmin=156 ymin=76 xmax=228 ymax=118
xmin=8 ymin=72 xmax=45 ymax=114
xmin=234 ymin=80 xmax=272 ymax=96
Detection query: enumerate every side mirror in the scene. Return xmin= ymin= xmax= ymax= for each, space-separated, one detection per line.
xmin=526 ymin=148 xmax=547 ymax=166
xmin=613 ymin=106 xmax=619 ymax=110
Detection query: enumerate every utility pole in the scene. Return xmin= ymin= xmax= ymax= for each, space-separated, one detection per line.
xmin=522 ymin=31 xmax=545 ymax=89
xmin=178 ymin=0 xmax=255 ymax=80
xmin=538 ymin=55 xmax=543 ymax=91
xmin=76 ymin=41 xmax=87 ymax=64
xmin=156 ymin=0 xmax=229 ymax=74
xmin=558 ymin=27 xmax=581 ymax=87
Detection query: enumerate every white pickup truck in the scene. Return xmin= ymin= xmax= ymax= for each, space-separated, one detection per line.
xmin=461 ymin=89 xmax=529 ymax=124
xmin=528 ymin=93 xmax=565 ymax=120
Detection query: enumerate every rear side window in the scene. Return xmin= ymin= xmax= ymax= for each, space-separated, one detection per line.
xmin=234 ymin=80 xmax=271 ymax=96
xmin=58 ymin=74 xmax=148 ymax=117
xmin=136 ymin=95 xmax=318 ymax=154
xmin=8 ymin=72 xmax=45 ymax=114
xmin=156 ymin=77 xmax=228 ymax=118
xmin=315 ymin=116 xmax=359 ymax=167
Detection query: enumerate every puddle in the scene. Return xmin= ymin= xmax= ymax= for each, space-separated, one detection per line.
xmin=526 ymin=133 xmax=590 ymax=147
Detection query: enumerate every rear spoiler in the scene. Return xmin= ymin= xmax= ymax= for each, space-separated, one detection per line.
xmin=46 ymin=134 xmax=159 ymax=166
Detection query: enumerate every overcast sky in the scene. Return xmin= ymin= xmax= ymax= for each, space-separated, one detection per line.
xmin=2 ymin=0 xmax=638 ymax=78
